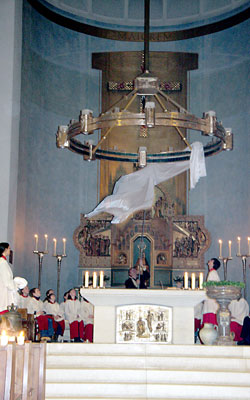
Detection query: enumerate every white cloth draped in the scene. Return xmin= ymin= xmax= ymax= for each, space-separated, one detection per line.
xmin=85 ymin=142 xmax=206 ymax=224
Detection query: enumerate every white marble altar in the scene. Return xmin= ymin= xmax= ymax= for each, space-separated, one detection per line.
xmin=80 ymin=288 xmax=206 ymax=344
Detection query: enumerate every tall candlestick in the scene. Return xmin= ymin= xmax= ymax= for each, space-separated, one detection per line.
xmin=84 ymin=271 xmax=89 ymax=288
xmin=199 ymin=272 xmax=203 ymax=289
xmin=248 ymin=237 xmax=250 ymax=256
xmin=53 ymin=238 xmax=57 ymax=256
xmin=62 ymin=238 xmax=66 ymax=255
xmin=93 ymin=272 xmax=97 ymax=288
xmin=44 ymin=234 xmax=48 ymax=252
xmin=191 ymin=273 xmax=196 ymax=290
xmin=218 ymin=239 xmax=222 ymax=258
xmin=184 ymin=272 xmax=188 ymax=289
xmin=228 ymin=240 xmax=232 ymax=258
xmin=99 ymin=271 xmax=104 ymax=288
xmin=34 ymin=234 xmax=38 ymax=252
xmin=237 ymin=237 xmax=241 ymax=255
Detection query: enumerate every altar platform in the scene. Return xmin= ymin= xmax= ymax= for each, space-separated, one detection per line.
xmin=80 ymin=288 xmax=206 ymax=345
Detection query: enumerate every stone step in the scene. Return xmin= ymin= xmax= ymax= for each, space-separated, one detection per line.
xmin=46 ymin=368 xmax=250 ymax=386
xmin=45 ymin=382 xmax=250 ymax=400
xmin=46 ymin=354 xmax=250 ymax=372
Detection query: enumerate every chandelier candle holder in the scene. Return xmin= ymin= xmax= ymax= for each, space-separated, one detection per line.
xmin=236 ymin=237 xmax=250 ymax=299
xmin=33 ymin=234 xmax=49 ymax=290
xmin=52 ymin=238 xmax=67 ymax=302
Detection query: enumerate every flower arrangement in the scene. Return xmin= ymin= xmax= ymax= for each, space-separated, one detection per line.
xmin=173 ymin=275 xmax=183 ymax=282
xmin=203 ymin=280 xmax=245 ymax=288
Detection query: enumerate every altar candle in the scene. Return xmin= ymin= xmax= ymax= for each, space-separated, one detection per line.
xmin=62 ymin=238 xmax=66 ymax=255
xmin=248 ymin=237 xmax=250 ymax=255
xmin=191 ymin=273 xmax=196 ymax=290
xmin=44 ymin=234 xmax=48 ymax=252
xmin=17 ymin=331 xmax=25 ymax=345
xmin=53 ymin=238 xmax=57 ymax=256
xmin=184 ymin=272 xmax=188 ymax=289
xmin=84 ymin=271 xmax=89 ymax=288
xmin=99 ymin=271 xmax=104 ymax=288
xmin=93 ymin=272 xmax=97 ymax=288
xmin=218 ymin=239 xmax=222 ymax=258
xmin=237 ymin=237 xmax=241 ymax=255
xmin=228 ymin=240 xmax=232 ymax=258
xmin=199 ymin=272 xmax=203 ymax=289
xmin=34 ymin=234 xmax=38 ymax=252
xmin=0 ymin=330 xmax=8 ymax=346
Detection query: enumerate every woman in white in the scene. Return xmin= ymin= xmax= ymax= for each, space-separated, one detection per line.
xmin=43 ymin=293 xmax=65 ymax=339
xmin=64 ymin=288 xmax=84 ymax=342
xmin=202 ymin=258 xmax=221 ymax=325
xmin=0 ymin=242 xmax=17 ymax=312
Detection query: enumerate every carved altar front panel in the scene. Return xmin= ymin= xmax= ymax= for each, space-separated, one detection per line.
xmin=116 ymin=304 xmax=172 ymax=344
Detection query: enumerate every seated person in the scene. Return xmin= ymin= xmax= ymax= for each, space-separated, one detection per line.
xmin=229 ymin=297 xmax=249 ymax=342
xmin=43 ymin=293 xmax=65 ymax=341
xmin=17 ymin=285 xmax=30 ymax=309
xmin=27 ymin=288 xmax=54 ymax=340
xmin=80 ymin=297 xmax=94 ymax=343
xmin=64 ymin=288 xmax=84 ymax=342
xmin=238 ymin=316 xmax=250 ymax=345
xmin=43 ymin=288 xmax=55 ymax=303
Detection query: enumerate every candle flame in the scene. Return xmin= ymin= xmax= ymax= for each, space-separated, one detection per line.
xmin=44 ymin=234 xmax=48 ymax=238
xmin=237 ymin=237 xmax=241 ymax=240
xmin=53 ymin=238 xmax=57 ymax=242
xmin=34 ymin=234 xmax=38 ymax=238
xmin=63 ymin=238 xmax=66 ymax=242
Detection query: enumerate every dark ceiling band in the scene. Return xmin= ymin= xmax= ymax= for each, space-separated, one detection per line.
xmin=27 ymin=0 xmax=249 ymax=42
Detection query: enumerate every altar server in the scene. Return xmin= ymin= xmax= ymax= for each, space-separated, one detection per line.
xmin=229 ymin=297 xmax=249 ymax=341
xmin=43 ymin=293 xmax=65 ymax=340
xmin=28 ymin=288 xmax=54 ymax=340
xmin=80 ymin=297 xmax=94 ymax=342
xmin=0 ymin=242 xmax=17 ymax=312
xmin=17 ymin=285 xmax=30 ymax=309
xmin=202 ymin=258 xmax=221 ymax=325
xmin=64 ymin=288 xmax=84 ymax=342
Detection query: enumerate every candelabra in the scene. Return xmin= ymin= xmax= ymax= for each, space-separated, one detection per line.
xmin=218 ymin=257 xmax=232 ymax=280
xmin=236 ymin=254 xmax=249 ymax=299
xmin=53 ymin=254 xmax=67 ymax=301
xmin=33 ymin=250 xmax=48 ymax=290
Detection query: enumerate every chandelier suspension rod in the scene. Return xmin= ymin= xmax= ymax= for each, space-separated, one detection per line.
xmin=174 ymin=126 xmax=192 ymax=150
xmin=158 ymin=89 xmax=189 ymax=114
xmin=144 ymin=0 xmax=150 ymax=72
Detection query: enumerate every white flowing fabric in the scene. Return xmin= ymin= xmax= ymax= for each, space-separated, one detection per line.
xmin=85 ymin=142 xmax=206 ymax=224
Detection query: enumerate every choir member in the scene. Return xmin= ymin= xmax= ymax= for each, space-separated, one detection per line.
xmin=229 ymin=297 xmax=249 ymax=342
xmin=0 ymin=242 xmax=17 ymax=312
xmin=28 ymin=288 xmax=54 ymax=340
xmin=17 ymin=285 xmax=30 ymax=309
xmin=202 ymin=258 xmax=221 ymax=325
xmin=64 ymin=288 xmax=84 ymax=342
xmin=43 ymin=293 xmax=65 ymax=340
xmin=80 ymin=297 xmax=94 ymax=342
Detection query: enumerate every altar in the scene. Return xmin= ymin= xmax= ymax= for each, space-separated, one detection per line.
xmin=80 ymin=288 xmax=206 ymax=345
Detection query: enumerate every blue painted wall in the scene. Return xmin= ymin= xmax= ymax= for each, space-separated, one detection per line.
xmin=15 ymin=1 xmax=250 ymax=303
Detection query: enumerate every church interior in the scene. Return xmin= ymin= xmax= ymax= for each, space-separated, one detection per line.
xmin=0 ymin=0 xmax=250 ymax=399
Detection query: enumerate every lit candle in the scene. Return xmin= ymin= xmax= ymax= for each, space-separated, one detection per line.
xmin=184 ymin=272 xmax=188 ymax=289
xmin=84 ymin=271 xmax=89 ymax=288
xmin=228 ymin=240 xmax=232 ymax=258
xmin=62 ymin=238 xmax=66 ymax=255
xmin=237 ymin=237 xmax=241 ymax=255
xmin=44 ymin=234 xmax=48 ymax=252
xmin=191 ymin=273 xmax=196 ymax=290
xmin=218 ymin=239 xmax=222 ymax=258
xmin=99 ymin=271 xmax=104 ymax=288
xmin=53 ymin=238 xmax=57 ymax=256
xmin=93 ymin=272 xmax=97 ymax=288
xmin=34 ymin=234 xmax=38 ymax=252
xmin=0 ymin=330 xmax=8 ymax=346
xmin=248 ymin=237 xmax=250 ymax=256
xmin=199 ymin=272 xmax=203 ymax=289
xmin=17 ymin=331 xmax=25 ymax=345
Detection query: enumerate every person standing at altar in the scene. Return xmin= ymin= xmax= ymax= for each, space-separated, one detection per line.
xmin=229 ymin=297 xmax=249 ymax=342
xmin=64 ymin=288 xmax=84 ymax=342
xmin=0 ymin=242 xmax=17 ymax=312
xmin=202 ymin=258 xmax=221 ymax=325
xmin=125 ymin=267 xmax=139 ymax=288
